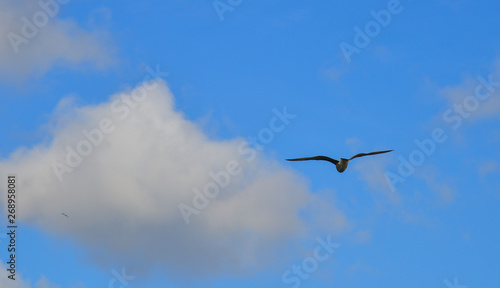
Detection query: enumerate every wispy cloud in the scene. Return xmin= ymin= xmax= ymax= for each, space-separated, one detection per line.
xmin=478 ymin=160 xmax=498 ymax=176
xmin=415 ymin=166 xmax=455 ymax=204
xmin=353 ymin=229 xmax=372 ymax=244
xmin=0 ymin=262 xmax=60 ymax=288
xmin=385 ymin=60 xmax=500 ymax=194
xmin=354 ymin=156 xmax=401 ymax=203
xmin=440 ymin=60 xmax=500 ymax=122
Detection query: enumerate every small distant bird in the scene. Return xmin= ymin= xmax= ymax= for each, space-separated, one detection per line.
xmin=61 ymin=213 xmax=69 ymax=218
xmin=286 ymin=150 xmax=393 ymax=173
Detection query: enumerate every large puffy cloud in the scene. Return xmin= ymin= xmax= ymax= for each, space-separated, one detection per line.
xmin=0 ymin=0 xmax=115 ymax=81
xmin=0 ymin=81 xmax=347 ymax=280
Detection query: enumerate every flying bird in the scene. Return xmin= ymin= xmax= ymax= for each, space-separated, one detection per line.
xmin=61 ymin=213 xmax=69 ymax=218
xmin=286 ymin=150 xmax=393 ymax=173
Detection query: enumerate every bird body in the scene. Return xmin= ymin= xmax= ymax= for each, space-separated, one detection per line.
xmin=336 ymin=158 xmax=349 ymax=173
xmin=286 ymin=150 xmax=392 ymax=173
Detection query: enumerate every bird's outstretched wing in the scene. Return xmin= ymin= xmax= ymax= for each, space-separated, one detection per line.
xmin=349 ymin=150 xmax=393 ymax=160
xmin=286 ymin=156 xmax=339 ymax=165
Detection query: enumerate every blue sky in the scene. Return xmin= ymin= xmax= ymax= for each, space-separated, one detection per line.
xmin=0 ymin=0 xmax=499 ymax=287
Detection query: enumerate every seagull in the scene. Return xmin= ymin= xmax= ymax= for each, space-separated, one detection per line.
xmin=286 ymin=150 xmax=393 ymax=173
xmin=61 ymin=213 xmax=69 ymax=218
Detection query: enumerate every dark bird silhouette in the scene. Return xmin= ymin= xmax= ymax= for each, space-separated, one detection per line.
xmin=61 ymin=213 xmax=69 ymax=218
xmin=286 ymin=150 xmax=393 ymax=173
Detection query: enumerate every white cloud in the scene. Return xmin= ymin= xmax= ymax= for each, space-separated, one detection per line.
xmin=440 ymin=60 xmax=500 ymax=122
xmin=0 ymin=0 xmax=115 ymax=81
xmin=414 ymin=166 xmax=455 ymax=204
xmin=0 ymin=263 xmax=28 ymax=288
xmin=0 ymin=263 xmax=60 ymax=288
xmin=353 ymin=156 xmax=401 ymax=203
xmin=0 ymin=82 xmax=348 ymax=280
